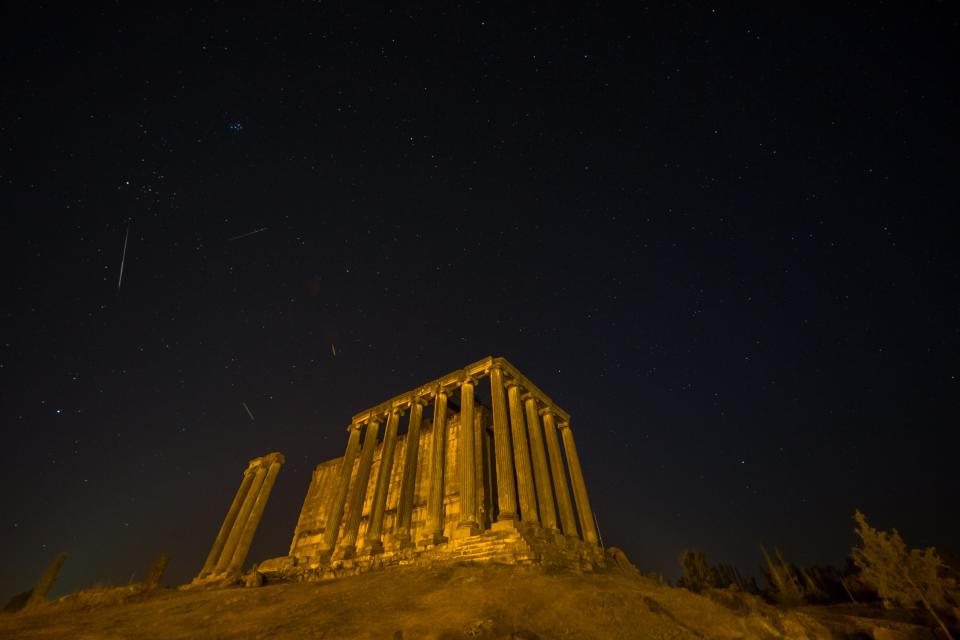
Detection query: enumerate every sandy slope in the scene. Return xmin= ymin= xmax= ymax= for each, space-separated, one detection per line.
xmin=0 ymin=563 xmax=928 ymax=639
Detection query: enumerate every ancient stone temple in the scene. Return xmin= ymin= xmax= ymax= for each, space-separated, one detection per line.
xmin=196 ymin=357 xmax=604 ymax=584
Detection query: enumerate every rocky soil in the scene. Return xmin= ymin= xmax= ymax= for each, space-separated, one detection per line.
xmin=0 ymin=563 xmax=937 ymax=639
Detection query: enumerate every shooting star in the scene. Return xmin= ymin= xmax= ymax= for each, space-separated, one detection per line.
xmin=226 ymin=227 xmax=268 ymax=242
xmin=117 ymin=221 xmax=130 ymax=290
xmin=242 ymin=402 xmax=255 ymax=421
xmin=331 ymin=343 xmax=337 ymax=357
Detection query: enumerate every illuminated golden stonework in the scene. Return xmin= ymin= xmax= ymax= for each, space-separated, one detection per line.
xmin=197 ymin=357 xmax=605 ymax=583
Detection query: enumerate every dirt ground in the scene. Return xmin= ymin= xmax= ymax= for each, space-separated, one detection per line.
xmin=0 ymin=563 xmax=935 ymax=639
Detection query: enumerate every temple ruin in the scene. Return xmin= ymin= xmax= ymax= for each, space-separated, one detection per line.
xmin=194 ymin=453 xmax=285 ymax=583
xmin=194 ymin=356 xmax=605 ymax=584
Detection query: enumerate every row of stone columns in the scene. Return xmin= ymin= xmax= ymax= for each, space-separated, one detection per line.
xmin=198 ymin=452 xmax=285 ymax=579
xmin=319 ymin=364 xmax=598 ymax=557
xmin=489 ymin=364 xmax=598 ymax=543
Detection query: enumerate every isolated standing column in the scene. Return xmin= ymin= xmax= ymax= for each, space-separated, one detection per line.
xmin=542 ymin=409 xmax=577 ymax=536
xmin=199 ymin=461 xmax=256 ymax=577
xmin=489 ymin=365 xmax=518 ymax=521
xmin=560 ymin=422 xmax=598 ymax=544
xmin=215 ymin=462 xmax=267 ymax=574
xmin=227 ymin=453 xmax=284 ymax=574
xmin=366 ymin=409 xmax=401 ymax=553
xmin=395 ymin=398 xmax=425 ymax=545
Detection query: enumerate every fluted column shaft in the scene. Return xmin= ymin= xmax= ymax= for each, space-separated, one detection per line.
xmin=227 ymin=456 xmax=284 ymax=574
xmin=542 ymin=410 xmax=577 ymax=536
xmin=200 ymin=465 xmax=255 ymax=577
xmin=457 ymin=377 xmax=479 ymax=533
xmin=524 ymin=396 xmax=557 ymax=529
xmin=366 ymin=410 xmax=400 ymax=553
xmin=560 ymin=423 xmax=598 ymax=544
xmin=395 ymin=399 xmax=424 ymax=543
xmin=489 ymin=366 xmax=518 ymax=520
xmin=322 ymin=423 xmax=363 ymax=552
xmin=507 ymin=382 xmax=538 ymax=523
xmin=424 ymin=388 xmax=449 ymax=543
xmin=215 ymin=464 xmax=267 ymax=573
xmin=339 ymin=419 xmax=380 ymax=554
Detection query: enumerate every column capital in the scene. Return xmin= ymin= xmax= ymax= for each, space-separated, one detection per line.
xmin=248 ymin=452 xmax=285 ymax=470
xmin=410 ymin=395 xmax=428 ymax=407
xmin=260 ymin=452 xmax=285 ymax=467
xmin=521 ymin=392 xmax=538 ymax=405
xmin=504 ymin=378 xmax=523 ymax=391
xmin=461 ymin=373 xmax=478 ymax=386
xmin=539 ymin=406 xmax=557 ymax=418
xmin=557 ymin=421 xmax=571 ymax=431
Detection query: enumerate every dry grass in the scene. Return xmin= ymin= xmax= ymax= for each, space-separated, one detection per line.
xmin=0 ymin=563 xmax=926 ymax=639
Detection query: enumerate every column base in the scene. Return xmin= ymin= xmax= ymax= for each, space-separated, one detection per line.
xmin=420 ymin=531 xmax=448 ymax=546
xmin=453 ymin=521 xmax=481 ymax=539
xmin=333 ymin=544 xmax=358 ymax=561
xmin=491 ymin=519 xmax=519 ymax=532
xmin=395 ymin=533 xmax=416 ymax=550
xmin=366 ymin=540 xmax=385 ymax=555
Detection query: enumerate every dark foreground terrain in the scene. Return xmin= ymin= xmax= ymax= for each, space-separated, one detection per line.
xmin=0 ymin=563 xmax=937 ymax=639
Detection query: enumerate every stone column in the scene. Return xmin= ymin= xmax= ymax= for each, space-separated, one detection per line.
xmin=560 ymin=422 xmax=599 ymax=544
xmin=524 ymin=395 xmax=557 ymax=530
xmin=542 ymin=409 xmax=578 ymax=536
xmin=423 ymin=387 xmax=449 ymax=544
xmin=457 ymin=376 xmax=480 ymax=535
xmin=199 ymin=461 xmax=256 ymax=577
xmin=338 ymin=418 xmax=381 ymax=558
xmin=227 ymin=453 xmax=284 ymax=574
xmin=366 ymin=409 xmax=401 ymax=554
xmin=215 ymin=462 xmax=267 ymax=574
xmin=489 ymin=365 xmax=518 ymax=521
xmin=506 ymin=381 xmax=538 ymax=524
xmin=321 ymin=423 xmax=363 ymax=554
xmin=395 ymin=398 xmax=424 ymax=546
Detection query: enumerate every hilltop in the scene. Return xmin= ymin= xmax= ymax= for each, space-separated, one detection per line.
xmin=0 ymin=562 xmax=933 ymax=639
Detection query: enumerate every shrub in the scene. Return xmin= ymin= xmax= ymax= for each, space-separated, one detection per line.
xmin=760 ymin=545 xmax=807 ymax=606
xmin=852 ymin=510 xmax=956 ymax=639
xmin=676 ymin=549 xmax=756 ymax=593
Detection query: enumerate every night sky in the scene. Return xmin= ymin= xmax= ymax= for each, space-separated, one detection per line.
xmin=2 ymin=3 xmax=958 ymax=599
